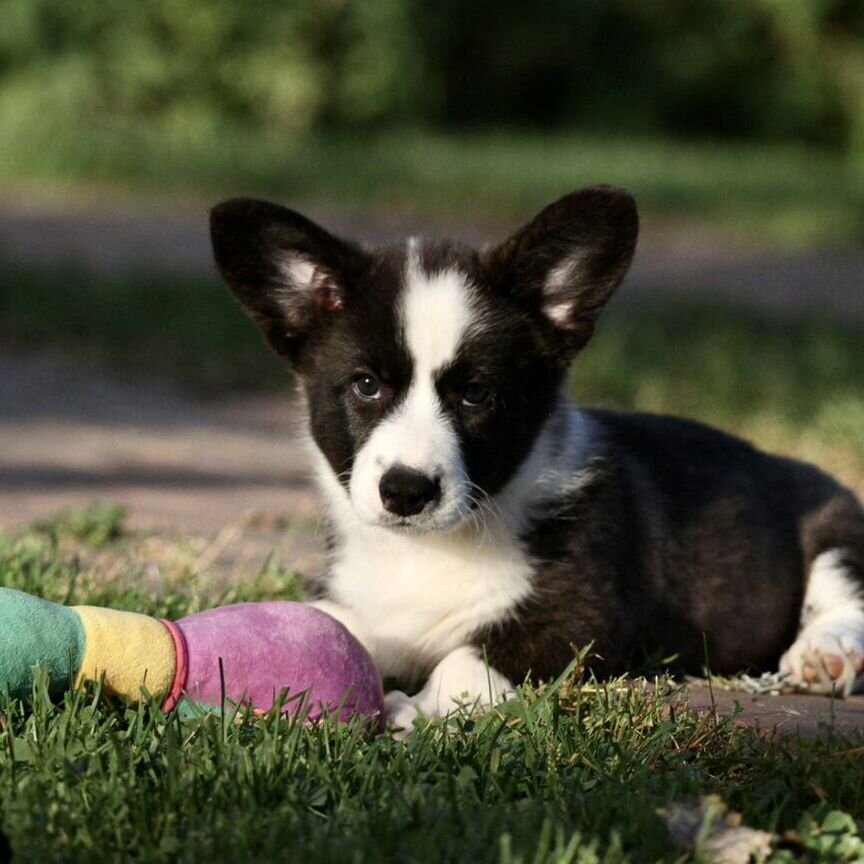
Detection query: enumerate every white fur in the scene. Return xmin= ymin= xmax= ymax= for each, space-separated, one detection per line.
xmin=779 ymin=549 xmax=864 ymax=696
xmin=495 ymin=396 xmax=595 ymax=532
xmin=314 ymin=473 xmax=537 ymax=682
xmin=348 ymin=384 xmax=467 ymax=531
xmin=313 ymin=400 xmax=596 ymax=728
xmin=401 ymin=240 xmax=475 ymax=377
xmin=384 ymin=647 xmax=515 ymax=738
xmin=348 ymin=247 xmax=478 ymax=531
xmin=309 ymin=242 xmax=600 ymax=731
xmin=280 ymin=254 xmax=317 ymax=291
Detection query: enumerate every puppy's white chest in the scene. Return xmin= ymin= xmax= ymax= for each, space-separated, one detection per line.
xmin=328 ymin=526 xmax=534 ymax=679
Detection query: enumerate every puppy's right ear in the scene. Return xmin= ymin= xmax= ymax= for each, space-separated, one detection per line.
xmin=210 ymin=198 xmax=369 ymax=362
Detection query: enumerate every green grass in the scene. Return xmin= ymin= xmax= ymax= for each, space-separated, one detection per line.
xmin=3 ymin=122 xmax=864 ymax=246
xmin=0 ymin=508 xmax=304 ymax=619
xmin=33 ymin=503 xmax=129 ymax=549
xmin=3 ymin=263 xmax=862 ymax=495
xmin=2 ymin=523 xmax=864 ymax=862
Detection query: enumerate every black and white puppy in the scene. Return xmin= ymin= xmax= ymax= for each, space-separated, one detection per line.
xmin=210 ymin=187 xmax=864 ymax=730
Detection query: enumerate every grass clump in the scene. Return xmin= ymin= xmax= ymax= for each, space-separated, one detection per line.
xmin=1 ymin=652 xmax=863 ymax=863
xmin=2 ymin=525 xmax=864 ymax=862
xmin=0 ymin=517 xmax=303 ymax=619
xmin=32 ymin=502 xmax=128 ymax=548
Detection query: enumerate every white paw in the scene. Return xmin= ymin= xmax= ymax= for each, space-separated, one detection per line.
xmin=383 ymin=687 xmax=499 ymax=739
xmin=383 ymin=647 xmax=516 ymax=738
xmin=779 ymin=628 xmax=864 ymax=697
xmin=384 ymin=690 xmax=427 ymax=739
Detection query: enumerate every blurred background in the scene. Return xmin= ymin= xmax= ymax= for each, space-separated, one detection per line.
xmin=0 ymin=0 xmax=862 ymax=575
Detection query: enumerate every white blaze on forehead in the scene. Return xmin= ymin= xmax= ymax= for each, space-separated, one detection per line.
xmin=345 ymin=241 xmax=476 ymax=529
xmin=401 ymin=240 xmax=475 ymax=377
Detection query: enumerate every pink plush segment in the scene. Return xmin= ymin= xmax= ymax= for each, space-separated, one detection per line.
xmin=176 ymin=603 xmax=384 ymax=724
xmin=159 ymin=619 xmax=188 ymax=713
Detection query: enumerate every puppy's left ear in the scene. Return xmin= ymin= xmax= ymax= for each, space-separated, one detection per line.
xmin=487 ymin=186 xmax=638 ymax=352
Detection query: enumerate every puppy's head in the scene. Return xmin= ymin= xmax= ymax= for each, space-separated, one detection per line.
xmin=210 ymin=187 xmax=637 ymax=532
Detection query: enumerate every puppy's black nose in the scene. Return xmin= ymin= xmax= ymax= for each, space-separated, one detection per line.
xmin=379 ymin=466 xmax=441 ymax=517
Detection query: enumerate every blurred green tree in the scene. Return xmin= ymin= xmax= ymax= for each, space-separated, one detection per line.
xmin=0 ymin=0 xmax=861 ymax=154
xmin=415 ymin=0 xmax=864 ymax=153
xmin=0 ymin=0 xmax=426 ymax=138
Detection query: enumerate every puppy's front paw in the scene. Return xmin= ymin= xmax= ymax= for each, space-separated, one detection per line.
xmin=384 ymin=690 xmax=424 ymax=739
xmin=779 ymin=629 xmax=864 ymax=697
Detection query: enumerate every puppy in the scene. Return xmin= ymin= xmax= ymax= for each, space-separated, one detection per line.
xmin=210 ymin=187 xmax=864 ymax=730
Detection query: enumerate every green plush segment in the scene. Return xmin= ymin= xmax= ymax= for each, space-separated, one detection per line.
xmin=175 ymin=699 xmax=218 ymax=721
xmin=0 ymin=588 xmax=85 ymax=699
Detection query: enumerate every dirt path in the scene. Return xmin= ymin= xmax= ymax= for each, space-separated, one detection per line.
xmin=0 ymin=352 xmax=326 ymax=576
xmin=684 ymin=685 xmax=864 ymax=737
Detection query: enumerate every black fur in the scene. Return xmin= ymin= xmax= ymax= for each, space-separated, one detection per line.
xmin=210 ymin=198 xmax=371 ymax=364
xmin=210 ymin=186 xmax=864 ymax=689
xmin=478 ymin=411 xmax=864 ymax=681
xmin=210 ymin=190 xmax=639 ymax=499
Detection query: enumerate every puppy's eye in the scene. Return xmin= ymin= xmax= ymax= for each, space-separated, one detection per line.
xmin=461 ymin=382 xmax=492 ymax=409
xmin=352 ymin=374 xmax=381 ymax=401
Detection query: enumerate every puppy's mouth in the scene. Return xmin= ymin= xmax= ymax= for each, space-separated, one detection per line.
xmin=376 ymin=516 xmax=456 ymax=535
xmin=371 ymin=503 xmax=473 ymax=535
xmin=382 ymin=518 xmax=432 ymax=534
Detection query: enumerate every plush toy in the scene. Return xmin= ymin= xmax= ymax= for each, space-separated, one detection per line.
xmin=0 ymin=588 xmax=384 ymax=726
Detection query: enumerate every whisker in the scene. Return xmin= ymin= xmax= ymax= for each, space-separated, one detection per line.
xmin=465 ymin=481 xmax=506 ymax=527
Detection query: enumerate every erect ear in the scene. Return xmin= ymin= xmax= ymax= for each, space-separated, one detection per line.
xmin=486 ymin=186 xmax=638 ymax=353
xmin=209 ymin=198 xmax=369 ymax=362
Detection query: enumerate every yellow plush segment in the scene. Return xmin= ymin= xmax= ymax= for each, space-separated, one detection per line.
xmin=73 ymin=606 xmax=176 ymax=702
